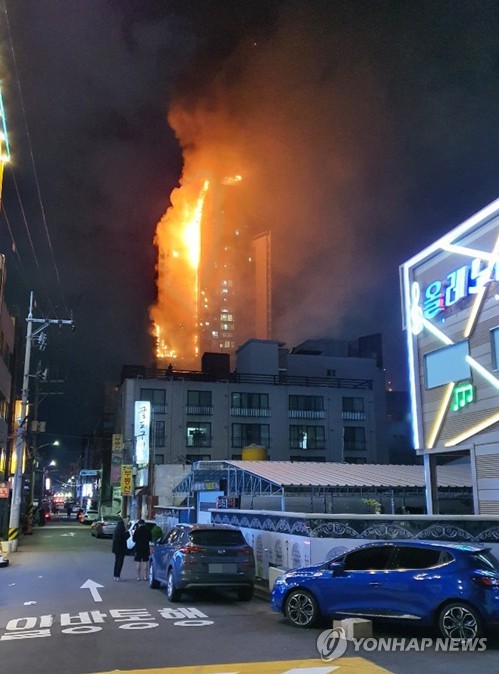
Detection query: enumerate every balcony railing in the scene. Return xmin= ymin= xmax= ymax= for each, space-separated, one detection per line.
xmin=343 ymin=441 xmax=367 ymax=451
xmin=288 ymin=410 xmax=325 ymax=419
xmin=122 ymin=365 xmax=373 ymax=390
xmin=186 ymin=406 xmax=213 ymax=415
xmin=186 ymin=435 xmax=212 ymax=448
xmin=231 ymin=408 xmax=270 ymax=417
xmin=152 ymin=404 xmax=167 ymax=415
xmin=342 ymin=411 xmax=366 ymax=421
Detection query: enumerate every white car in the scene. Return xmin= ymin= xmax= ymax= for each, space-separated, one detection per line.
xmin=125 ymin=519 xmax=156 ymax=554
xmin=81 ymin=508 xmax=99 ymax=525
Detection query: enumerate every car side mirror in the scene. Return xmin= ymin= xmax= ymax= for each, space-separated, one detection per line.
xmin=329 ymin=561 xmax=345 ymax=576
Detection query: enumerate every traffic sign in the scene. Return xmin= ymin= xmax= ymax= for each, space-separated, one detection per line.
xmin=79 ymin=470 xmax=99 ymax=476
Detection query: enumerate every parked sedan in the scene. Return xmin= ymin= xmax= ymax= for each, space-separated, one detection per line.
xmin=149 ymin=523 xmax=255 ymax=602
xmin=81 ymin=508 xmax=99 ymax=525
xmin=271 ymin=540 xmax=499 ymax=639
xmin=91 ymin=515 xmax=121 ymax=538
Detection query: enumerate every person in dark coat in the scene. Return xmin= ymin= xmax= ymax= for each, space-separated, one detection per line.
xmin=112 ymin=518 xmax=129 ymax=581
xmin=133 ymin=519 xmax=152 ymax=580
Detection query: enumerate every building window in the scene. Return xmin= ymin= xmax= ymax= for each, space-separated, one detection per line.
xmin=231 ymin=392 xmax=270 ymax=417
xmin=186 ymin=454 xmax=211 ymax=463
xmin=231 ymin=423 xmax=270 ymax=448
xmin=342 ymin=397 xmax=364 ymax=412
xmin=140 ymin=388 xmax=166 ymax=414
xmin=290 ymin=425 xmax=326 ymax=449
xmin=186 ymin=423 xmax=211 ymax=447
xmin=186 ymin=390 xmax=212 ymax=415
xmin=343 ymin=426 xmax=366 ymax=451
xmin=288 ymin=395 xmax=324 ymax=419
xmin=491 ymin=327 xmax=499 ymax=370
xmin=154 ymin=454 xmax=165 ymax=465
xmin=289 ymin=395 xmax=324 ymax=411
xmin=290 ymin=456 xmax=326 ymax=462
xmin=342 ymin=396 xmax=366 ymax=421
xmin=153 ymin=421 xmax=166 ymax=447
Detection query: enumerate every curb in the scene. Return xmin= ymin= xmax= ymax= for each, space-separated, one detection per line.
xmin=254 ymin=580 xmax=270 ymax=600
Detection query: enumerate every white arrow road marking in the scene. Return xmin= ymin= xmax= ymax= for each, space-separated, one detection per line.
xmin=23 ymin=601 xmax=37 ymax=605
xmin=61 ymin=532 xmax=76 ymax=537
xmin=80 ymin=579 xmax=104 ymax=602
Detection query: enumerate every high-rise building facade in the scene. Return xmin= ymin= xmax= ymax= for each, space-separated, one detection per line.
xmin=152 ymin=177 xmax=271 ymax=369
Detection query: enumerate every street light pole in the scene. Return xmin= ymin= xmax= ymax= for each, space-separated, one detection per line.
xmin=8 ymin=292 xmax=73 ymax=550
xmin=8 ymin=292 xmax=34 ymax=550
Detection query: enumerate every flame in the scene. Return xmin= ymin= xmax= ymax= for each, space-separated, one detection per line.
xmin=222 ymin=174 xmax=242 ymax=186
xmin=151 ymin=179 xmax=210 ymax=366
xmin=183 ymin=180 xmax=209 ymax=269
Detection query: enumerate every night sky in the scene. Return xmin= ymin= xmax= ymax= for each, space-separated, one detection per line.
xmin=2 ymin=0 xmax=499 ymax=465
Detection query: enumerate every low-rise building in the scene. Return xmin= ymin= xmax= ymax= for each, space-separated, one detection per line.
xmin=115 ymin=336 xmax=388 ymax=469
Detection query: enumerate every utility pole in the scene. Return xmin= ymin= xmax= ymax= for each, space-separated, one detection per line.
xmin=8 ymin=292 xmax=73 ymax=550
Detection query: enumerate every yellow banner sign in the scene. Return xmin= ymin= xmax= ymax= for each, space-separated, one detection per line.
xmin=120 ymin=465 xmax=133 ymax=496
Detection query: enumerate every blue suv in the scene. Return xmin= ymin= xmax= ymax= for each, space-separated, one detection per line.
xmin=149 ymin=523 xmax=255 ymax=602
xmin=271 ymin=540 xmax=499 ymax=638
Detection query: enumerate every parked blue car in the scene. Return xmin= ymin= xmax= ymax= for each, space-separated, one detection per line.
xmin=271 ymin=540 xmax=499 ymax=638
xmin=149 ymin=523 xmax=255 ymax=602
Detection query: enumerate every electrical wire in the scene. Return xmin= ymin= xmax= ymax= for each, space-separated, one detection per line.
xmin=3 ymin=2 xmax=70 ymax=318
xmin=0 ymin=201 xmax=29 ymax=290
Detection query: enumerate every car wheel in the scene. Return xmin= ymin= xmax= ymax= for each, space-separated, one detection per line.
xmin=148 ymin=562 xmax=160 ymax=589
xmin=237 ymin=585 xmax=254 ymax=601
xmin=284 ymin=588 xmax=320 ymax=628
xmin=166 ymin=569 xmax=182 ymax=602
xmin=438 ymin=602 xmax=483 ymax=639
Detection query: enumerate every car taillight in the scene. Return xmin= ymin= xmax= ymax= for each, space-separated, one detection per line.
xmin=180 ymin=545 xmax=205 ymax=554
xmin=473 ymin=574 xmax=499 ymax=587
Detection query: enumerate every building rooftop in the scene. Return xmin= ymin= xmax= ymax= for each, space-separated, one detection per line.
xmin=224 ymin=460 xmax=471 ymax=488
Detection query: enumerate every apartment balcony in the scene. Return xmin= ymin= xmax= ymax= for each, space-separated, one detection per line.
xmin=231 ymin=408 xmax=270 ymax=417
xmin=288 ymin=410 xmax=325 ymax=419
xmin=152 ymin=404 xmax=167 ymax=415
xmin=342 ymin=411 xmax=366 ymax=421
xmin=186 ymin=406 xmax=213 ymax=416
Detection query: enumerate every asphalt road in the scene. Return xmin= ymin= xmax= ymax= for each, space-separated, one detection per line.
xmin=0 ymin=518 xmax=498 ymax=674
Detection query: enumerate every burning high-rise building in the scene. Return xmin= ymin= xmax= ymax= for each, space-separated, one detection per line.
xmin=151 ymin=173 xmax=271 ymax=369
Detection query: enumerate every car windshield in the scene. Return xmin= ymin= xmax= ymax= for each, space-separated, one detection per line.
xmin=190 ymin=530 xmax=246 ymax=546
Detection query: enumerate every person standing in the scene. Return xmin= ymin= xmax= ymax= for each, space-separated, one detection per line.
xmin=133 ymin=519 xmax=152 ymax=580
xmin=112 ymin=518 xmax=128 ymax=581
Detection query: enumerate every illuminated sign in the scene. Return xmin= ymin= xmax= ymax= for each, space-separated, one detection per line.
xmin=422 ymin=258 xmax=499 ymax=319
xmin=450 ymin=382 xmax=474 ymax=411
xmin=401 ymin=196 xmax=499 ymax=452
xmin=134 ymin=401 xmax=151 ymax=465
xmin=120 ymin=465 xmax=133 ymax=496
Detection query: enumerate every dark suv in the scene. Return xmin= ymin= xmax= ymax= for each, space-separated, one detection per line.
xmin=149 ymin=523 xmax=255 ymax=601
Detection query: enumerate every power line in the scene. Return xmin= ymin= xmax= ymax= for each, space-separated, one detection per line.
xmin=3 ymin=2 xmax=70 ymax=318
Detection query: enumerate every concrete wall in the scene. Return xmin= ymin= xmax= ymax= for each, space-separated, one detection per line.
xmin=211 ymin=509 xmax=499 ymax=580
xmin=153 ymin=464 xmax=191 ymax=507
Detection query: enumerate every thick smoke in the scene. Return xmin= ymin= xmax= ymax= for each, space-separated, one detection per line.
xmin=151 ymin=3 xmax=402 ymax=368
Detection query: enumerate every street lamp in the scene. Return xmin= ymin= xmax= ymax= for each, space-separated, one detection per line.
xmin=25 ymin=440 xmax=60 ymax=535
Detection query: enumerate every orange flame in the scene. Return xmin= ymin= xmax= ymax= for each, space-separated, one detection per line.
xmin=150 ymin=179 xmax=209 ymax=367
